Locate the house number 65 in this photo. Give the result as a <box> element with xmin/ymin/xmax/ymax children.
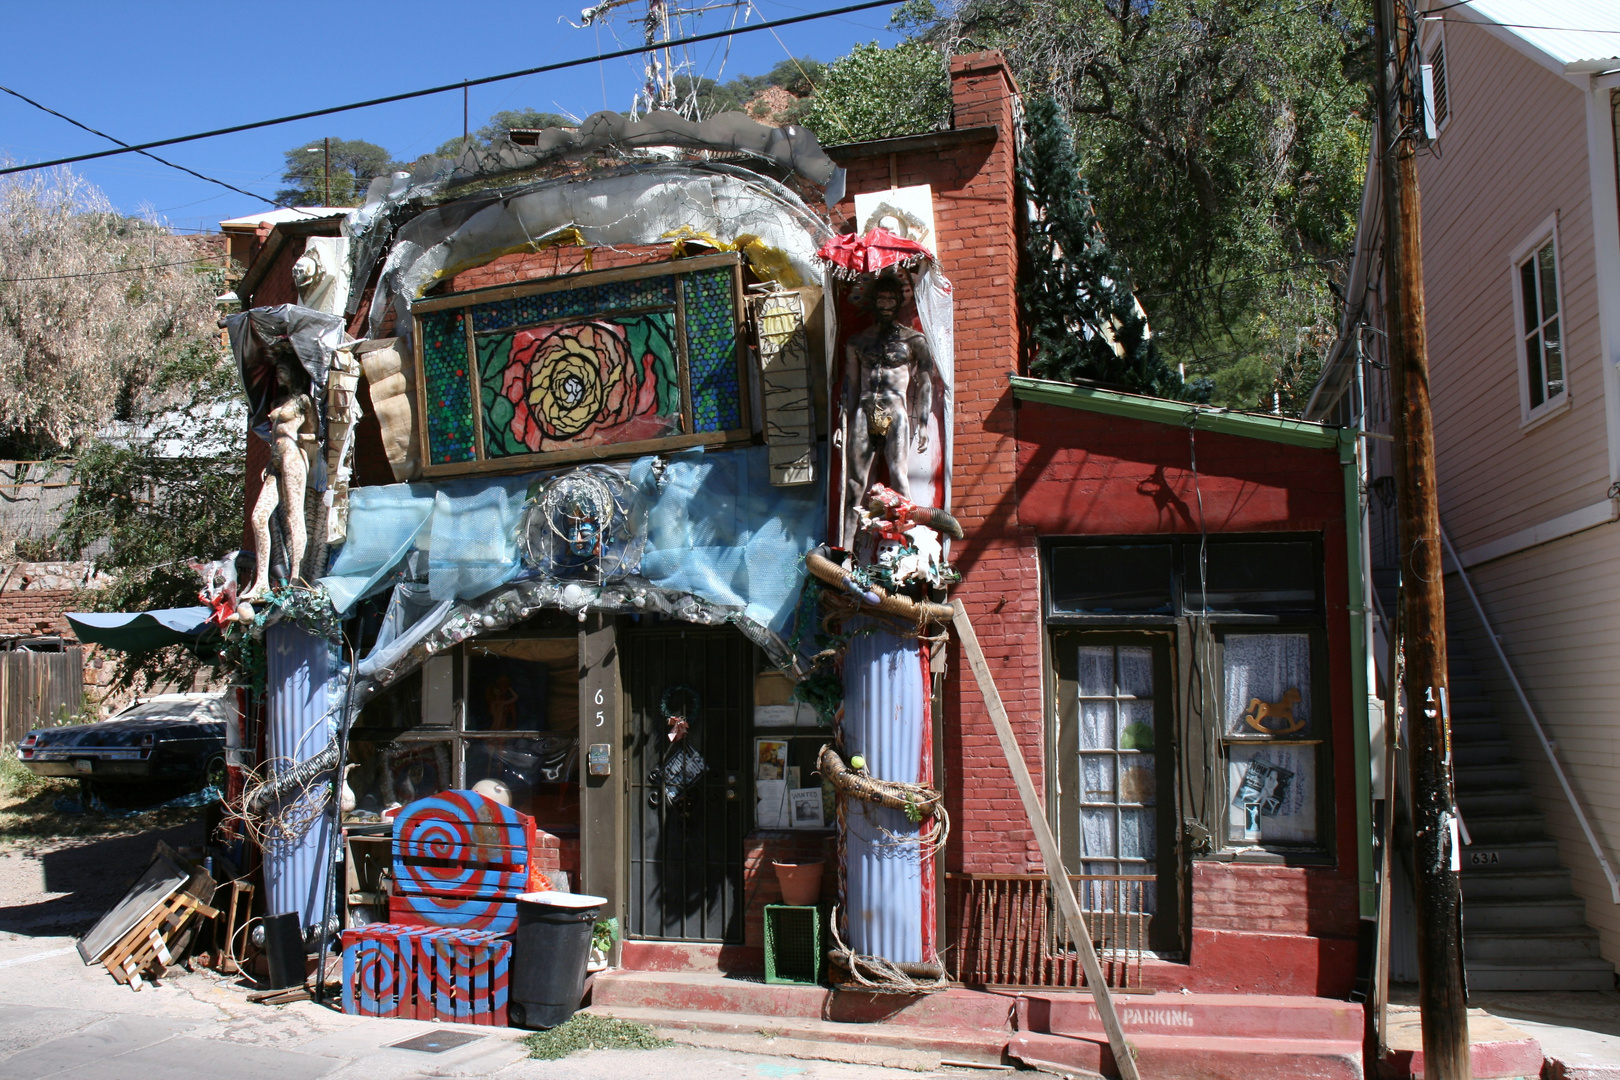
<box><xmin>595</xmin><ymin>687</ymin><xmax>605</xmax><ymax>726</ymax></box>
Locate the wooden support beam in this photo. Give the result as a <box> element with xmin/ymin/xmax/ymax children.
<box><xmin>951</xmin><ymin>601</ymin><xmax>1141</xmax><ymax>1080</ymax></box>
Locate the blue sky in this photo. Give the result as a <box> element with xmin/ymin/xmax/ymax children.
<box><xmin>0</xmin><ymin>1</ymin><xmax>901</xmax><ymax>233</ymax></box>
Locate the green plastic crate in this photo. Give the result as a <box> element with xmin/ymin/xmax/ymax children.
<box><xmin>764</xmin><ymin>904</ymin><xmax>823</xmax><ymax>985</ymax></box>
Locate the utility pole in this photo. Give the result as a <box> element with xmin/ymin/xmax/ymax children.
<box><xmin>323</xmin><ymin>137</ymin><xmax>331</xmax><ymax>207</ymax></box>
<box><xmin>1373</xmin><ymin>0</ymin><xmax>1470</xmax><ymax>1076</ymax></box>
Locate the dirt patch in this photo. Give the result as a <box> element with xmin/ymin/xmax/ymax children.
<box><xmin>0</xmin><ymin>776</ymin><xmax>205</xmax><ymax>937</ymax></box>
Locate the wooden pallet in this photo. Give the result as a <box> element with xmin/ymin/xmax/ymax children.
<box><xmin>102</xmin><ymin>877</ymin><xmax>219</xmax><ymax>989</ymax></box>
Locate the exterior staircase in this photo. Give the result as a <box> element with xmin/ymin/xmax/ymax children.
<box><xmin>1374</xmin><ymin>569</ymin><xmax>1615</xmax><ymax>991</ymax></box>
<box><xmin>1447</xmin><ymin>643</ymin><xmax>1615</xmax><ymax>990</ymax></box>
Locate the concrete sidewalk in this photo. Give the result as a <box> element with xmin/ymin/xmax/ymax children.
<box><xmin>0</xmin><ymin>933</ymin><xmax>954</xmax><ymax>1080</ymax></box>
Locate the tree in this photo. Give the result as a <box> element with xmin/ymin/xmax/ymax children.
<box><xmin>1019</xmin><ymin>95</ymin><xmax>1206</xmax><ymax>400</ymax></box>
<box><xmin>55</xmin><ymin>340</ymin><xmax>245</xmax><ymax>692</ymax></box>
<box><xmin>798</xmin><ymin>41</ymin><xmax>951</xmax><ymax>144</ymax></box>
<box><xmin>0</xmin><ymin>167</ymin><xmax>222</xmax><ymax>459</ymax></box>
<box><xmin>0</xmin><ymin>166</ymin><xmax>238</xmax><ymax>688</ymax></box>
<box><xmin>276</xmin><ymin>138</ymin><xmax>398</xmax><ymax>206</ymax></box>
<box><xmin>432</xmin><ymin>108</ymin><xmax>577</xmax><ymax>158</ymax></box>
<box><xmin>907</xmin><ymin>0</ymin><xmax>1371</xmax><ymax>409</ymax></box>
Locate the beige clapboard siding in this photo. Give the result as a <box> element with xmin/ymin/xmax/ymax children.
<box><xmin>1415</xmin><ymin>19</ymin><xmax>1610</xmax><ymax>553</ymax></box>
<box><xmin>1447</xmin><ymin>521</ymin><xmax>1620</xmax><ymax>962</ymax></box>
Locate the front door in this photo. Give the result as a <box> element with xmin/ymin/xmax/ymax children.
<box><xmin>624</xmin><ymin>625</ymin><xmax>751</xmax><ymax>942</ymax></box>
<box><xmin>1052</xmin><ymin>632</ymin><xmax>1182</xmax><ymax>954</ymax></box>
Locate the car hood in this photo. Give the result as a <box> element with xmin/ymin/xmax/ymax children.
<box><xmin>27</xmin><ymin>717</ymin><xmax>223</xmax><ymax>748</ymax></box>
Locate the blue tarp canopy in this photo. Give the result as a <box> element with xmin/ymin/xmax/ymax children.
<box><xmin>65</xmin><ymin>607</ymin><xmax>216</xmax><ymax>653</ymax></box>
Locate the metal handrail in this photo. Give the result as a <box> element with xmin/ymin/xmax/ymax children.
<box><xmin>1440</xmin><ymin>526</ymin><xmax>1620</xmax><ymax>903</ymax></box>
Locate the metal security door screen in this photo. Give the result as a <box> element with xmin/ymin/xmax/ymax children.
<box><xmin>626</xmin><ymin>626</ymin><xmax>750</xmax><ymax>942</ymax></box>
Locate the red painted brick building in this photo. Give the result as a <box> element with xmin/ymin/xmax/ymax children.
<box><xmin>832</xmin><ymin>52</ymin><xmax>1368</xmax><ymax>1000</ymax></box>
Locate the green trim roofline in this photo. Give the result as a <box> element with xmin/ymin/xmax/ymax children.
<box><xmin>1011</xmin><ymin>373</ymin><xmax>1375</xmax><ymax>917</ymax></box>
<box><xmin>1010</xmin><ymin>375</ymin><xmax>1339</xmax><ymax>449</ymax></box>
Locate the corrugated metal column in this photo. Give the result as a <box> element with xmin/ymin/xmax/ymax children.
<box><xmin>841</xmin><ymin>619</ymin><xmax>928</xmax><ymax>964</ymax></box>
<box><xmin>264</xmin><ymin>622</ymin><xmax>337</xmax><ymax>932</ymax></box>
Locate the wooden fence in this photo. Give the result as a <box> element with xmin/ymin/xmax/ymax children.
<box><xmin>946</xmin><ymin>872</ymin><xmax>1153</xmax><ymax>990</ymax></box>
<box><xmin>1</xmin><ymin>647</ymin><xmax>84</xmax><ymax>744</ymax></box>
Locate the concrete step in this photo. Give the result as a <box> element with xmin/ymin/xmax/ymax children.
<box><xmin>1460</xmin><ymin>811</ymin><xmax>1550</xmax><ymax>844</ymax></box>
<box><xmin>1015</xmin><ymin>990</ymin><xmax>1363</xmax><ymax>1043</ymax></box>
<box><xmin>583</xmin><ymin>1004</ymin><xmax>1009</xmax><ymax>1063</ymax></box>
<box><xmin>1464</xmin><ymin>958</ymin><xmax>1616</xmax><ymax>992</ymax></box>
<box><xmin>1455</xmin><ymin>839</ymin><xmax>1563</xmax><ymax>871</ymax></box>
<box><xmin>1455</xmin><ymin>763</ymin><xmax>1525</xmax><ymax>790</ymax></box>
<box><xmin>1457</xmin><ymin>786</ymin><xmax>1538</xmax><ymax>815</ymax></box>
<box><xmin>1454</xmin><ymin>739</ymin><xmax>1516</xmax><ymax>767</ymax></box>
<box><xmin>1381</xmin><ymin>1006</ymin><xmax>1546</xmax><ymax>1079</ymax></box>
<box><xmin>1465</xmin><ymin>928</ymin><xmax>1605</xmax><ymax>962</ymax></box>
<box><xmin>1450</xmin><ymin>720</ymin><xmax>1507</xmax><ymax>743</ymax></box>
<box><xmin>1009</xmin><ymin>1030</ymin><xmax>1362</xmax><ymax>1080</ymax></box>
<box><xmin>1450</xmin><ymin>698</ymin><xmax>1498</xmax><ymax>721</ymax></box>
<box><xmin>1464</xmin><ymin>897</ymin><xmax>1590</xmax><ymax>931</ymax></box>
<box><xmin>590</xmin><ymin>969</ymin><xmax>1016</xmax><ymax>1032</ymax></box>
<box><xmin>1461</xmin><ymin>867</ymin><xmax>1575</xmax><ymax>900</ymax></box>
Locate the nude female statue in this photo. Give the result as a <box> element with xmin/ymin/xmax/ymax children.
<box><xmin>842</xmin><ymin>275</ymin><xmax>934</xmax><ymax>547</ymax></box>
<box><xmin>245</xmin><ymin>358</ymin><xmax>318</xmax><ymax>599</ymax></box>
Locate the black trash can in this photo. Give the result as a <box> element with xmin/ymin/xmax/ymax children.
<box><xmin>509</xmin><ymin>891</ymin><xmax>606</xmax><ymax>1030</ymax></box>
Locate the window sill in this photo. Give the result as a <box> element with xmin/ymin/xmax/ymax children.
<box><xmin>1520</xmin><ymin>394</ymin><xmax>1571</xmax><ymax>432</ymax></box>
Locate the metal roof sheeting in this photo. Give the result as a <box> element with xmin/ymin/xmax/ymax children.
<box><xmin>1459</xmin><ymin>0</ymin><xmax>1620</xmax><ymax>70</ymax></box>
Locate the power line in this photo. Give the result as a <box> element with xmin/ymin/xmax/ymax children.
<box><xmin>0</xmin><ymin>0</ymin><xmax>899</xmax><ymax>179</ymax></box>
<box><xmin>0</xmin><ymin>256</ymin><xmax>222</xmax><ymax>285</ymax></box>
<box><xmin>0</xmin><ymin>85</ymin><xmax>286</xmax><ymax>208</ymax></box>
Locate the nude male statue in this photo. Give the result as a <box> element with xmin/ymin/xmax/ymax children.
<box><xmin>842</xmin><ymin>275</ymin><xmax>934</xmax><ymax>547</ymax></box>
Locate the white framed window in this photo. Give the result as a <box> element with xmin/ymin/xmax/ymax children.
<box><xmin>1422</xmin><ymin>19</ymin><xmax>1450</xmax><ymax>136</ymax></box>
<box><xmin>1510</xmin><ymin>216</ymin><xmax>1568</xmax><ymax>425</ymax></box>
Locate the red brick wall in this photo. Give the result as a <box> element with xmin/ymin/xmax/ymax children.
<box><xmin>836</xmin><ymin>51</ymin><xmax>1359</xmax><ymax>995</ymax></box>
<box><xmin>0</xmin><ymin>589</ymin><xmax>77</xmax><ymax>639</ymax></box>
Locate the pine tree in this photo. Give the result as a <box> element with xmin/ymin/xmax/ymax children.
<box><xmin>1018</xmin><ymin>95</ymin><xmax>1209</xmax><ymax>402</ymax></box>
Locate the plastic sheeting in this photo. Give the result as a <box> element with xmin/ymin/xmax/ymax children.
<box><xmin>633</xmin><ymin>446</ymin><xmax>821</xmax><ymax>639</ymax></box>
<box><xmin>364</xmin><ymin>163</ymin><xmax>834</xmax><ymax>337</ymax></box>
<box><xmin>428</xmin><ymin>477</ymin><xmax>529</xmax><ymax>602</ymax></box>
<box><xmin>329</xmin><ymin>446</ymin><xmax>823</xmax><ymax>720</ymax></box>
<box><xmin>909</xmin><ymin>263</ymin><xmax>956</xmax><ymax>516</ymax></box>
<box><xmin>225</xmin><ymin>304</ymin><xmax>347</xmax><ymax>450</ymax></box>
<box><xmin>321</xmin><ymin>484</ymin><xmax>435</xmax><ymax>613</ymax></box>
<box><xmin>841</xmin><ymin>619</ymin><xmax>929</xmax><ymax>964</ymax></box>
<box><xmin>325</xmin><ymin>446</ymin><xmax>820</xmax><ymax>632</ymax></box>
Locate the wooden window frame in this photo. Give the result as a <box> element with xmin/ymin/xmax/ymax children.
<box><xmin>411</xmin><ymin>252</ymin><xmax>754</xmax><ymax>478</ymax></box>
<box><xmin>1041</xmin><ymin>535</ymin><xmax>1334</xmax><ymax>864</ymax></box>
<box><xmin>1509</xmin><ymin>214</ymin><xmax>1570</xmax><ymax>429</ymax></box>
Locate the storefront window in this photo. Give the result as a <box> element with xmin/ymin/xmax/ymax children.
<box><xmin>344</xmin><ymin>635</ymin><xmax>581</xmax><ymax>829</ymax></box>
<box><xmin>1045</xmin><ymin>535</ymin><xmax>1329</xmax><ymax>861</ymax></box>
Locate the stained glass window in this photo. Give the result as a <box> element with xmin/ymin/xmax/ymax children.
<box><xmin>412</xmin><ymin>254</ymin><xmax>747</xmax><ymax>476</ymax></box>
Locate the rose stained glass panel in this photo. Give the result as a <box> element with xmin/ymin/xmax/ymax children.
<box><xmin>477</xmin><ymin>313</ymin><xmax>683</xmax><ymax>458</ymax></box>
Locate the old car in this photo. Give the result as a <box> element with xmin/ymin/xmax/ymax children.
<box><xmin>17</xmin><ymin>692</ymin><xmax>231</xmax><ymax>790</ymax></box>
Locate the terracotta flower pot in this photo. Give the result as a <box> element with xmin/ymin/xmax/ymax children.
<box><xmin>772</xmin><ymin>860</ymin><xmax>825</xmax><ymax>906</ymax></box>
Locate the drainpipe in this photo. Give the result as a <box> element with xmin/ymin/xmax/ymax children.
<box><xmin>1341</xmin><ymin>427</ymin><xmax>1376</xmax><ymax>920</ymax></box>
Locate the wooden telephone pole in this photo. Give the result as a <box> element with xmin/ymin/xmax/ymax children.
<box><xmin>1373</xmin><ymin>0</ymin><xmax>1471</xmax><ymax>1076</ymax></box>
